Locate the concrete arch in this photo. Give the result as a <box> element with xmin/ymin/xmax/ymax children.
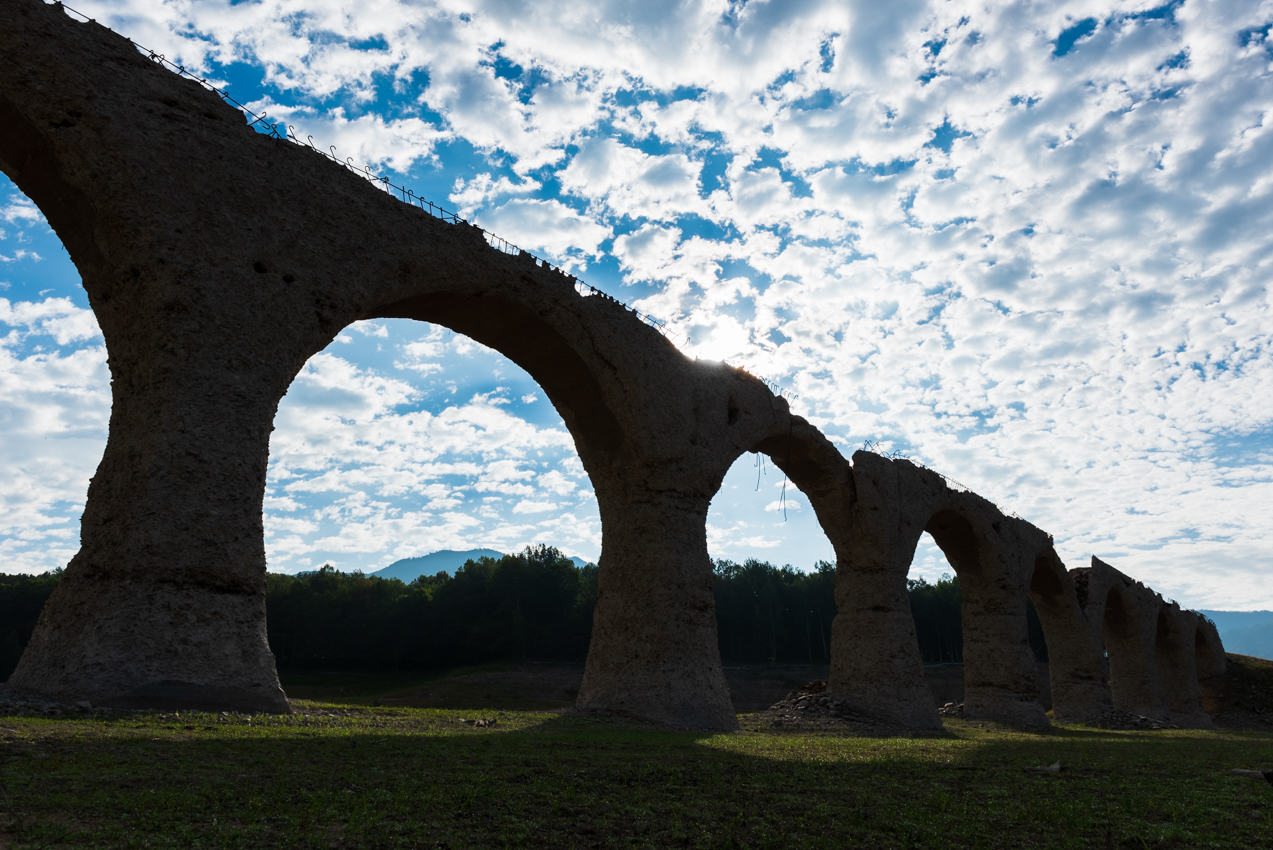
<box><xmin>1104</xmin><ymin>584</ymin><xmax>1168</xmax><ymax>719</ymax></box>
<box><xmin>802</xmin><ymin>451</ymin><xmax>1047</xmax><ymax>727</ymax></box>
<box><xmin>1025</xmin><ymin>546</ymin><xmax>1112</xmax><ymax>723</ymax></box>
<box><xmin>1074</xmin><ymin>558</ymin><xmax>1170</xmax><ymax>720</ymax></box>
<box><xmin>0</xmin><ymin>0</ymin><xmax>795</xmax><ymax>727</ymax></box>
<box><xmin>0</xmin><ymin>0</ymin><xmax>1229</xmax><ymax>731</ymax></box>
<box><xmin>1072</xmin><ymin>557</ymin><xmax>1215</xmax><ymax>726</ymax></box>
<box><xmin>749</xmin><ymin>428</ymin><xmax>940</xmax><ymax>727</ymax></box>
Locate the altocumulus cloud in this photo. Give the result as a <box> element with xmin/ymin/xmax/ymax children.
<box><xmin>2</xmin><ymin>0</ymin><xmax>1272</xmax><ymax>608</ymax></box>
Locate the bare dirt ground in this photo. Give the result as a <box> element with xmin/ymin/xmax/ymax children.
<box><xmin>282</xmin><ymin>663</ymin><xmax>835</xmax><ymax>712</ymax></box>
<box><xmin>280</xmin><ymin>654</ymin><xmax>1273</xmax><ymax>729</ymax></box>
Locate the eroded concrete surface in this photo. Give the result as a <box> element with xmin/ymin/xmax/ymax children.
<box><xmin>0</xmin><ymin>0</ymin><xmax>1225</xmax><ymax>729</ymax></box>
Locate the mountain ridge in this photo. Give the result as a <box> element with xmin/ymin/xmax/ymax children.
<box><xmin>1199</xmin><ymin>610</ymin><xmax>1273</xmax><ymax>661</ymax></box>
<box><xmin>370</xmin><ymin>549</ymin><xmax>593</xmax><ymax>583</ymax></box>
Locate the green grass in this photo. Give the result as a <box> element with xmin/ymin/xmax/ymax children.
<box><xmin>2</xmin><ymin>702</ymin><xmax>1271</xmax><ymax>849</ymax></box>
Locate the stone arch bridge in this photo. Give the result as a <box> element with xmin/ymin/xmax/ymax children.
<box><xmin>0</xmin><ymin>0</ymin><xmax>1226</xmax><ymax>729</ymax></box>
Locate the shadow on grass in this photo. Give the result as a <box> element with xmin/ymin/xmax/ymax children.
<box><xmin>2</xmin><ymin>705</ymin><xmax>1271</xmax><ymax>849</ymax></box>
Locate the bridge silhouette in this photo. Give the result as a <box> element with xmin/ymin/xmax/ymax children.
<box><xmin>0</xmin><ymin>0</ymin><xmax>1223</xmax><ymax>729</ymax></box>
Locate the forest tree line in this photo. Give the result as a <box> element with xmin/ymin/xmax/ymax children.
<box><xmin>0</xmin><ymin>546</ymin><xmax>1047</xmax><ymax>679</ymax></box>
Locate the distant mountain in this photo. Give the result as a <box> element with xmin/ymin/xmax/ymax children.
<box><xmin>1198</xmin><ymin>610</ymin><xmax>1273</xmax><ymax>634</ymax></box>
<box><xmin>1198</xmin><ymin>610</ymin><xmax>1273</xmax><ymax>661</ymax></box>
<box><xmin>370</xmin><ymin>549</ymin><xmax>596</xmax><ymax>583</ymax></box>
<box><xmin>1223</xmin><ymin>621</ymin><xmax>1273</xmax><ymax>661</ymax></box>
<box><xmin>371</xmin><ymin>549</ymin><xmax>505</xmax><ymax>582</ymax></box>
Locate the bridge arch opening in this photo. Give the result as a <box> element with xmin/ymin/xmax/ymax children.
<box><xmin>1026</xmin><ymin>547</ymin><xmax>1109</xmax><ymax>720</ymax></box>
<box><xmin>264</xmin><ymin>317</ymin><xmax>603</xmax><ymax>576</ymax></box>
<box><xmin>0</xmin><ymin>176</ymin><xmax>109</xmax><ymax>580</ymax></box>
<box><xmin>915</xmin><ymin>506</ymin><xmax>1046</xmax><ymax>724</ymax></box>
<box><xmin>1195</xmin><ymin>624</ymin><xmax>1225</xmax><ymax>679</ymax></box>
<box><xmin>705</xmin><ymin>450</ymin><xmax>837</xmax><ymax>676</ymax></box>
<box><xmin>907</xmin><ymin>535</ymin><xmax>966</xmax><ymax>710</ymax></box>
<box><xmin>1101</xmin><ymin>584</ymin><xmax>1165</xmax><ymax>718</ymax></box>
<box><xmin>705</xmin><ymin>447</ymin><xmax>836</xmax><ymax>652</ymax></box>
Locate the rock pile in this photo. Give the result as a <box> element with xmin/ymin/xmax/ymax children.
<box><xmin>1092</xmin><ymin>707</ymin><xmax>1176</xmax><ymax>730</ymax></box>
<box><xmin>936</xmin><ymin>700</ymin><xmax>1172</xmax><ymax>728</ymax></box>
<box><xmin>0</xmin><ymin>688</ymin><xmax>101</xmax><ymax>717</ymax></box>
<box><xmin>750</xmin><ymin>680</ymin><xmax>881</xmax><ymax>730</ymax></box>
<box><xmin>458</xmin><ymin>717</ymin><xmax>498</xmax><ymax>728</ymax></box>
<box><xmin>1229</xmin><ymin>768</ymin><xmax>1273</xmax><ymax>784</ymax></box>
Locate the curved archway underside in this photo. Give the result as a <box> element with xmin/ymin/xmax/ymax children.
<box><xmin>0</xmin><ymin>0</ymin><xmax>1225</xmax><ymax>729</ymax></box>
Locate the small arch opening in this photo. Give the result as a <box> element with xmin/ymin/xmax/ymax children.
<box><xmin>1155</xmin><ymin>608</ymin><xmax>1185</xmax><ymax>689</ymax></box>
<box><xmin>1025</xmin><ymin>551</ymin><xmax>1066</xmax><ymax>666</ymax></box>
<box><xmin>1195</xmin><ymin>626</ymin><xmax>1225</xmax><ymax>679</ymax></box>
<box><xmin>908</xmin><ymin>535</ymin><xmax>965</xmax><ymax>711</ymax></box>
<box><xmin>705</xmin><ymin>451</ymin><xmax>836</xmax><ymax>703</ymax></box>
<box><xmin>1103</xmin><ymin>586</ymin><xmax>1134</xmax><ymax>642</ymax></box>
<box><xmin>1155</xmin><ymin>609</ymin><xmax>1180</xmax><ymax>655</ymax></box>
<box><xmin>923</xmin><ymin>510</ymin><xmax>981</xmax><ymax>578</ymax></box>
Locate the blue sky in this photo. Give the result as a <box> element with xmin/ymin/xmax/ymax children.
<box><xmin>3</xmin><ymin>0</ymin><xmax>1273</xmax><ymax>609</ymax></box>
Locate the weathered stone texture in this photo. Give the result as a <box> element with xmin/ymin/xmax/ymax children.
<box><xmin>1027</xmin><ymin>547</ymin><xmax>1112</xmax><ymax>723</ymax></box>
<box><xmin>0</xmin><ymin>0</ymin><xmax>789</xmax><ymax>727</ymax></box>
<box><xmin>1072</xmin><ymin>557</ymin><xmax>1214</xmax><ymax>727</ymax></box>
<box><xmin>0</xmin><ymin>0</ymin><xmax>1226</xmax><ymax>729</ymax></box>
<box><xmin>817</xmin><ymin>453</ymin><xmax>1048</xmax><ymax>726</ymax></box>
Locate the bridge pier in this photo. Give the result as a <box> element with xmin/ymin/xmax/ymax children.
<box><xmin>0</xmin><ymin>0</ymin><xmax>1229</xmax><ymax>731</ymax></box>
<box><xmin>578</xmin><ymin>485</ymin><xmax>736</xmax><ymax>728</ymax></box>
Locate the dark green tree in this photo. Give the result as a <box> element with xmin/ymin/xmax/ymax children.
<box><xmin>4</xmin><ymin>551</ymin><xmax>1048</xmax><ymax>678</ymax></box>
<box><xmin>712</xmin><ymin>559</ymin><xmax>836</xmax><ymax>663</ymax></box>
<box><xmin>264</xmin><ymin>545</ymin><xmax>597</xmax><ymax>671</ymax></box>
<box><xmin>0</xmin><ymin>569</ymin><xmax>62</xmax><ymax>680</ymax></box>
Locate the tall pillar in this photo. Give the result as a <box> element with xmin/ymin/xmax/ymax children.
<box><xmin>1155</xmin><ymin>607</ymin><xmax>1211</xmax><ymax>728</ymax></box>
<box><xmin>7</xmin><ymin>329</ymin><xmax>293</xmax><ymax>711</ymax></box>
<box><xmin>925</xmin><ymin>510</ymin><xmax>1048</xmax><ymax>726</ymax></box>
<box><xmin>1102</xmin><ymin>586</ymin><xmax>1171</xmax><ymax>719</ymax></box>
<box><xmin>828</xmin><ymin>563</ymin><xmax>941</xmax><ymax>727</ymax></box>
<box><xmin>1027</xmin><ymin>551</ymin><xmax>1112</xmax><ymax>723</ymax></box>
<box><xmin>826</xmin><ymin>453</ymin><xmax>941</xmax><ymax>728</ymax></box>
<box><xmin>578</xmin><ymin>482</ymin><xmax>736</xmax><ymax>729</ymax></box>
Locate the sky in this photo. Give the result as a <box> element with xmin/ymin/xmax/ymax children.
<box><xmin>2</xmin><ymin>0</ymin><xmax>1272</xmax><ymax>609</ymax></box>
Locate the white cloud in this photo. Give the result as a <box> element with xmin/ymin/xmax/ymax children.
<box><xmin>559</xmin><ymin>137</ymin><xmax>708</xmax><ymax>221</ymax></box>
<box><xmin>475</xmin><ymin>198</ymin><xmax>611</xmax><ymax>264</ymax></box>
<box><xmin>0</xmin><ymin>298</ymin><xmax>101</xmax><ymax>344</ymax></box>
<box><xmin>450</xmin><ymin>173</ymin><xmax>540</xmax><ymax>218</ymax></box>
<box><xmin>707</xmin><ymin>521</ymin><xmax>782</xmax><ymax>552</ymax></box>
<box><xmin>0</xmin><ymin>299</ymin><xmax>109</xmax><ymax>573</ymax></box>
<box><xmin>5</xmin><ymin>1</ymin><xmax>1273</xmax><ymax>604</ymax></box>
<box><xmin>512</xmin><ymin>500</ymin><xmax>558</xmax><ymax>514</ymax></box>
<box><xmin>0</xmin><ymin>196</ymin><xmax>42</xmax><ymax>225</ymax></box>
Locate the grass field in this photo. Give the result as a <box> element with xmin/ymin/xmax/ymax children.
<box><xmin>2</xmin><ymin>663</ymin><xmax>1271</xmax><ymax>849</ymax></box>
